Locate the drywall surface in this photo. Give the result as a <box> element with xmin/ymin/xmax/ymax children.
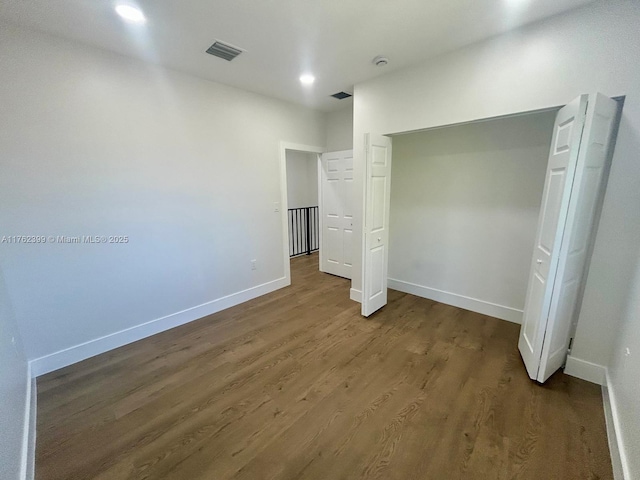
<box><xmin>608</xmin><ymin>247</ymin><xmax>640</xmax><ymax>479</ymax></box>
<box><xmin>0</xmin><ymin>22</ymin><xmax>325</xmax><ymax>365</ymax></box>
<box><xmin>389</xmin><ymin>112</ymin><xmax>554</xmax><ymax>320</ymax></box>
<box><xmin>0</xmin><ymin>266</ymin><xmax>30</xmax><ymax>480</ymax></box>
<box><xmin>326</xmin><ymin>104</ymin><xmax>354</xmax><ymax>151</ymax></box>
<box><xmin>286</xmin><ymin>151</ymin><xmax>318</xmax><ymax>209</ymax></box>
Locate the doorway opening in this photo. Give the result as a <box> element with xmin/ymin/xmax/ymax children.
<box><xmin>279</xmin><ymin>142</ymin><xmax>355</xmax><ymax>290</ymax></box>
<box><xmin>285</xmin><ymin>149</ymin><xmax>320</xmax><ymax>259</ymax></box>
<box><xmin>279</xmin><ymin>143</ymin><xmax>323</xmax><ymax>286</ymax></box>
<box><xmin>361</xmin><ymin>107</ymin><xmax>562</xmax><ymax>316</ymax></box>
<box><xmin>387</xmin><ymin>109</ymin><xmax>559</xmax><ymax>322</ymax></box>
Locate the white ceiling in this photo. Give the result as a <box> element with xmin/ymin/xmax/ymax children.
<box><xmin>0</xmin><ymin>0</ymin><xmax>596</xmax><ymax>111</ymax></box>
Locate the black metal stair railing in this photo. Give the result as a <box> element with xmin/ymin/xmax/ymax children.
<box><xmin>288</xmin><ymin>206</ymin><xmax>319</xmax><ymax>257</ymax></box>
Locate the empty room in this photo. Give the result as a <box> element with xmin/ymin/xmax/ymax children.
<box><xmin>1</xmin><ymin>1</ymin><xmax>639</xmax><ymax>479</ymax></box>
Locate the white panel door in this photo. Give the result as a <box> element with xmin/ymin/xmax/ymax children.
<box><xmin>320</xmin><ymin>150</ymin><xmax>354</xmax><ymax>279</ymax></box>
<box><xmin>362</xmin><ymin>134</ymin><xmax>392</xmax><ymax>317</ymax></box>
<box><xmin>519</xmin><ymin>95</ymin><xmax>588</xmax><ymax>380</ymax></box>
<box><xmin>519</xmin><ymin>93</ymin><xmax>620</xmax><ymax>383</ymax></box>
<box><xmin>537</xmin><ymin>93</ymin><xmax>619</xmax><ymax>382</ymax></box>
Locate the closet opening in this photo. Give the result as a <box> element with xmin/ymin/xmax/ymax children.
<box><xmin>387</xmin><ymin>109</ymin><xmax>559</xmax><ymax>324</ymax></box>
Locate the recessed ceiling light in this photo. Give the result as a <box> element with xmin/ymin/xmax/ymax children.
<box><xmin>299</xmin><ymin>74</ymin><xmax>315</xmax><ymax>86</ymax></box>
<box><xmin>115</xmin><ymin>4</ymin><xmax>146</xmax><ymax>24</ymax></box>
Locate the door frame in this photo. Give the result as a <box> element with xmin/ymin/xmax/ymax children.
<box><xmin>279</xmin><ymin>142</ymin><xmax>324</xmax><ymax>286</ymax></box>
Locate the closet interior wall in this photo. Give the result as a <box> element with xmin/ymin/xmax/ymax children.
<box><xmin>388</xmin><ymin>110</ymin><xmax>557</xmax><ymax>323</ymax></box>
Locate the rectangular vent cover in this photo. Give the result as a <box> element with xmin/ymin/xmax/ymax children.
<box><xmin>206</xmin><ymin>41</ymin><xmax>243</xmax><ymax>61</ymax></box>
<box><xmin>331</xmin><ymin>91</ymin><xmax>353</xmax><ymax>100</ymax></box>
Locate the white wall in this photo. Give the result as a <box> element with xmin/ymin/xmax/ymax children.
<box><xmin>0</xmin><ymin>22</ymin><xmax>325</xmax><ymax>373</ymax></box>
<box><xmin>285</xmin><ymin>151</ymin><xmax>318</xmax><ymax>209</ymax></box>
<box><xmin>608</xmin><ymin>247</ymin><xmax>640</xmax><ymax>479</ymax></box>
<box><xmin>326</xmin><ymin>104</ymin><xmax>354</xmax><ymax>151</ymax></box>
<box><xmin>352</xmin><ymin>1</ymin><xmax>640</xmax><ymax>475</ymax></box>
<box><xmin>389</xmin><ymin>112</ymin><xmax>554</xmax><ymax>322</ymax></box>
<box><xmin>0</xmin><ymin>265</ymin><xmax>31</xmax><ymax>480</ymax></box>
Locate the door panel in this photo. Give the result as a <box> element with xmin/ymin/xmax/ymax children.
<box><xmin>369</xmin><ymin>245</ymin><xmax>385</xmax><ymax>298</ymax></box>
<box><xmin>519</xmin><ymin>93</ymin><xmax>620</xmax><ymax>383</ymax></box>
<box><xmin>518</xmin><ymin>94</ymin><xmax>588</xmax><ymax>381</ymax></box>
<box><xmin>537</xmin><ymin>93</ymin><xmax>619</xmax><ymax>382</ymax></box>
<box><xmin>362</xmin><ymin>134</ymin><xmax>392</xmax><ymax>317</ymax></box>
<box><xmin>371</xmin><ymin>177</ymin><xmax>386</xmax><ymax>230</ymax></box>
<box><xmin>343</xmin><ymin>229</ymin><xmax>353</xmax><ymax>267</ymax></box>
<box><xmin>539</xmin><ymin>170</ymin><xmax>566</xmax><ymax>258</ymax></box>
<box><xmin>320</xmin><ymin>150</ymin><xmax>354</xmax><ymax>279</ymax></box>
<box><xmin>325</xmin><ymin>227</ymin><xmax>340</xmax><ymax>265</ymax></box>
<box><xmin>554</xmin><ymin>119</ymin><xmax>574</xmax><ymax>153</ymax></box>
<box><xmin>523</xmin><ymin>272</ymin><xmax>545</xmax><ymax>352</ymax></box>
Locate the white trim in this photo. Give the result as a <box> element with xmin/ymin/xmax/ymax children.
<box><xmin>563</xmin><ymin>355</ymin><xmax>606</xmax><ymax>385</ymax></box>
<box><xmin>29</xmin><ymin>277</ymin><xmax>288</xmax><ymax>377</ymax></box>
<box><xmin>603</xmin><ymin>369</ymin><xmax>631</xmax><ymax>480</ymax></box>
<box><xmin>350</xmin><ymin>288</ymin><xmax>362</xmax><ymax>303</ymax></box>
<box><xmin>387</xmin><ymin>278</ymin><xmax>523</xmax><ymax>324</ymax></box>
<box><xmin>19</xmin><ymin>363</ymin><xmax>36</xmax><ymax>480</ymax></box>
<box><xmin>25</xmin><ymin>378</ymin><xmax>36</xmax><ymax>480</ymax></box>
<box><xmin>279</xmin><ymin>142</ymin><xmax>324</xmax><ymax>285</ymax></box>
<box><xmin>602</xmin><ymin>374</ymin><xmax>625</xmax><ymax>480</ymax></box>
<box><xmin>318</xmin><ymin>153</ymin><xmax>324</xmax><ymax>272</ymax></box>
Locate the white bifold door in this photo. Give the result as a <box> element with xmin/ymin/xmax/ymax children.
<box><xmin>320</xmin><ymin>150</ymin><xmax>354</xmax><ymax>279</ymax></box>
<box><xmin>362</xmin><ymin>134</ymin><xmax>392</xmax><ymax>317</ymax></box>
<box><xmin>519</xmin><ymin>93</ymin><xmax>620</xmax><ymax>383</ymax></box>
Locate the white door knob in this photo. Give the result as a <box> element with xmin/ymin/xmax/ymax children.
<box><xmin>536</xmin><ymin>259</ymin><xmax>542</xmax><ymax>265</ymax></box>
<box><xmin>377</xmin><ymin>237</ymin><xmax>381</xmax><ymax>242</ymax></box>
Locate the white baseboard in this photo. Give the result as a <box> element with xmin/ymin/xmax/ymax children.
<box><xmin>26</xmin><ymin>378</ymin><xmax>36</xmax><ymax>480</ymax></box>
<box><xmin>603</xmin><ymin>379</ymin><xmax>624</xmax><ymax>480</ymax></box>
<box><xmin>20</xmin><ymin>364</ymin><xmax>36</xmax><ymax>480</ymax></box>
<box><xmin>387</xmin><ymin>278</ymin><xmax>523</xmax><ymax>324</ymax></box>
<box><xmin>603</xmin><ymin>370</ymin><xmax>631</xmax><ymax>480</ymax></box>
<box><xmin>30</xmin><ymin>277</ymin><xmax>289</xmax><ymax>377</ymax></box>
<box><xmin>350</xmin><ymin>288</ymin><xmax>362</xmax><ymax>303</ymax></box>
<box><xmin>564</xmin><ymin>355</ymin><xmax>606</xmax><ymax>385</ymax></box>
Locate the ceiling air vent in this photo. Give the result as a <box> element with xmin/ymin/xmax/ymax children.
<box><xmin>206</xmin><ymin>41</ymin><xmax>243</xmax><ymax>61</ymax></box>
<box><xmin>331</xmin><ymin>91</ymin><xmax>352</xmax><ymax>100</ymax></box>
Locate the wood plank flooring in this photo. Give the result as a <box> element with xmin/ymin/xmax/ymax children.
<box><xmin>36</xmin><ymin>253</ymin><xmax>613</xmax><ymax>479</ymax></box>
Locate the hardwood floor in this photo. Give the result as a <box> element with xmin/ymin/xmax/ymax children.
<box><xmin>36</xmin><ymin>253</ymin><xmax>613</xmax><ymax>480</ymax></box>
